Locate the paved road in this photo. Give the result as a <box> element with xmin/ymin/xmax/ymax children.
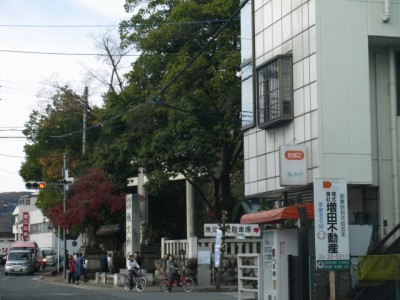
<box><xmin>0</xmin><ymin>265</ymin><xmax>238</xmax><ymax>300</ymax></box>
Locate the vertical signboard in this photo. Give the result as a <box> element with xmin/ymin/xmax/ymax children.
<box><xmin>314</xmin><ymin>179</ymin><xmax>350</xmax><ymax>270</ymax></box>
<box><xmin>22</xmin><ymin>212</ymin><xmax>29</xmax><ymax>240</ymax></box>
<box><xmin>126</xmin><ymin>194</ymin><xmax>140</xmax><ymax>257</ymax></box>
<box><xmin>279</xmin><ymin>144</ymin><xmax>307</xmax><ymax>186</ymax></box>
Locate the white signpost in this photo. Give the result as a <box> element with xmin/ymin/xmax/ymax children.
<box><xmin>314</xmin><ymin>178</ymin><xmax>350</xmax><ymax>271</ymax></box>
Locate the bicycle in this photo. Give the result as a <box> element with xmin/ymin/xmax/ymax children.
<box><xmin>124</xmin><ymin>269</ymin><xmax>147</xmax><ymax>292</ymax></box>
<box><xmin>159</xmin><ymin>268</ymin><xmax>194</xmax><ymax>293</ymax></box>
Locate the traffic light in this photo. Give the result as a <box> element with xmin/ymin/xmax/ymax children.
<box><xmin>25</xmin><ymin>181</ymin><xmax>46</xmax><ymax>190</ymax></box>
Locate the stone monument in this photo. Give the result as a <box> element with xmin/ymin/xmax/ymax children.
<box><xmin>78</xmin><ymin>224</ymin><xmax>103</xmax><ymax>278</ymax></box>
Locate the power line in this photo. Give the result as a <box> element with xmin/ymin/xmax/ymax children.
<box><xmin>0</xmin><ymin>19</ymin><xmax>239</xmax><ymax>29</ymax></box>
<box><xmin>0</xmin><ymin>153</ymin><xmax>24</xmax><ymax>158</ymax></box>
<box><xmin>0</xmin><ymin>49</ymin><xmax>141</xmax><ymax>57</ymax></box>
<box><xmin>48</xmin><ymin>0</ymin><xmax>247</xmax><ymax>141</ymax></box>
<box><xmin>0</xmin><ymin>168</ymin><xmax>19</xmax><ymax>175</ymax></box>
<box><xmin>0</xmin><ymin>24</ymin><xmax>117</xmax><ymax>28</ymax></box>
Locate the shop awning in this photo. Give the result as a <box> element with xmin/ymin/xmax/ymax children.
<box><xmin>240</xmin><ymin>203</ymin><xmax>314</xmax><ymax>224</ymax></box>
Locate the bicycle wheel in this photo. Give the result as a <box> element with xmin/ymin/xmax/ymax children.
<box><xmin>181</xmin><ymin>276</ymin><xmax>194</xmax><ymax>292</ymax></box>
<box><xmin>135</xmin><ymin>277</ymin><xmax>147</xmax><ymax>292</ymax></box>
<box><xmin>124</xmin><ymin>276</ymin><xmax>132</xmax><ymax>292</ymax></box>
<box><xmin>160</xmin><ymin>277</ymin><xmax>171</xmax><ymax>292</ymax></box>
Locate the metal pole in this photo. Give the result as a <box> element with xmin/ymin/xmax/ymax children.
<box><xmin>57</xmin><ymin>228</ymin><xmax>60</xmax><ymax>274</ymax></box>
<box><xmin>63</xmin><ymin>153</ymin><xmax>67</xmax><ymax>278</ymax></box>
<box><xmin>82</xmin><ymin>87</ymin><xmax>88</xmax><ymax>156</ymax></box>
<box><xmin>297</xmin><ymin>206</ymin><xmax>309</xmax><ymax>300</ymax></box>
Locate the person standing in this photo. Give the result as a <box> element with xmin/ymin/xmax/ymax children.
<box><xmin>82</xmin><ymin>255</ymin><xmax>88</xmax><ymax>282</ymax></box>
<box><xmin>100</xmin><ymin>250</ymin><xmax>108</xmax><ymax>273</ymax></box>
<box><xmin>107</xmin><ymin>253</ymin><xmax>114</xmax><ymax>274</ymax></box>
<box><xmin>74</xmin><ymin>252</ymin><xmax>85</xmax><ymax>285</ymax></box>
<box><xmin>67</xmin><ymin>255</ymin><xmax>75</xmax><ymax>284</ymax></box>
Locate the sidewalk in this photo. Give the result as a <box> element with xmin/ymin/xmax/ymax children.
<box><xmin>39</xmin><ymin>270</ymin><xmax>238</xmax><ymax>293</ymax></box>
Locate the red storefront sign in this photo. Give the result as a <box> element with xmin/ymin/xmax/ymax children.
<box><xmin>22</xmin><ymin>212</ymin><xmax>29</xmax><ymax>239</ymax></box>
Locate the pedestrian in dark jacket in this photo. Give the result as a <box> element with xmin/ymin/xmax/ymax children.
<box><xmin>100</xmin><ymin>251</ymin><xmax>108</xmax><ymax>272</ymax></box>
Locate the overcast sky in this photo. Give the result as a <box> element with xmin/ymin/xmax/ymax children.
<box><xmin>0</xmin><ymin>0</ymin><xmax>132</xmax><ymax>192</ymax></box>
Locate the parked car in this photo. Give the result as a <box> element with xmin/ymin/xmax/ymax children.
<box><xmin>4</xmin><ymin>250</ymin><xmax>34</xmax><ymax>275</ymax></box>
<box><xmin>40</xmin><ymin>249</ymin><xmax>57</xmax><ymax>266</ymax></box>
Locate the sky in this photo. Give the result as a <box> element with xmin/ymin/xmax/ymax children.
<box><xmin>0</xmin><ymin>0</ymin><xmax>133</xmax><ymax>193</ymax></box>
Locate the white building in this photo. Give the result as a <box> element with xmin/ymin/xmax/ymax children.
<box><xmin>240</xmin><ymin>0</ymin><xmax>400</xmax><ymax>298</ymax></box>
<box><xmin>241</xmin><ymin>0</ymin><xmax>400</xmax><ymax>238</ymax></box>
<box><xmin>11</xmin><ymin>193</ymin><xmax>82</xmax><ymax>259</ymax></box>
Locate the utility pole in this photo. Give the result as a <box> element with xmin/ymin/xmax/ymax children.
<box><xmin>82</xmin><ymin>87</ymin><xmax>88</xmax><ymax>156</ymax></box>
<box><xmin>216</xmin><ymin>210</ymin><xmax>228</xmax><ymax>289</ymax></box>
<box><xmin>63</xmin><ymin>153</ymin><xmax>67</xmax><ymax>278</ymax></box>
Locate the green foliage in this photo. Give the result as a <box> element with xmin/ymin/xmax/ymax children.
<box><xmin>21</xmin><ymin>0</ymin><xmax>245</xmax><ymax>238</ymax></box>
<box><xmin>113</xmin><ymin>0</ymin><xmax>244</xmax><ymax>220</ymax></box>
<box><xmin>20</xmin><ymin>88</ymin><xmax>96</xmax><ymax>182</ymax></box>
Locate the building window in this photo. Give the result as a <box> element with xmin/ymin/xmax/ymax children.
<box><xmin>256</xmin><ymin>55</ymin><xmax>293</xmax><ymax>128</ymax></box>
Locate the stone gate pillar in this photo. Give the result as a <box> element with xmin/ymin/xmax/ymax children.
<box><xmin>126</xmin><ymin>194</ymin><xmax>140</xmax><ymax>257</ymax></box>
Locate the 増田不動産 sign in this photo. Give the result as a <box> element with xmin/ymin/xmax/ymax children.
<box><xmin>314</xmin><ymin>179</ymin><xmax>350</xmax><ymax>270</ymax></box>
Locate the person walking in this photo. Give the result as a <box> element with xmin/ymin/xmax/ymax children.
<box><xmin>74</xmin><ymin>252</ymin><xmax>85</xmax><ymax>285</ymax></box>
<box><xmin>67</xmin><ymin>255</ymin><xmax>75</xmax><ymax>284</ymax></box>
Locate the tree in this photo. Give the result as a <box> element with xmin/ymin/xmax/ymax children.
<box><xmin>108</xmin><ymin>0</ymin><xmax>244</xmax><ymax>220</ymax></box>
<box><xmin>20</xmin><ymin>87</ymin><xmax>93</xmax><ymax>182</ymax></box>
<box><xmin>84</xmin><ymin>30</ymin><xmax>134</xmax><ymax>94</ymax></box>
<box><xmin>47</xmin><ymin>168</ymin><xmax>125</xmax><ymax>237</ymax></box>
<box><xmin>20</xmin><ymin>87</ymin><xmax>104</xmax><ymax>231</ymax></box>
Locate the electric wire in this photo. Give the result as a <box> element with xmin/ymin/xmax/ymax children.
<box><xmin>0</xmin><ymin>19</ymin><xmax>238</xmax><ymax>28</ymax></box>
<box><xmin>10</xmin><ymin>1</ymin><xmax>247</xmax><ymax>141</ymax></box>
<box><xmin>0</xmin><ymin>49</ymin><xmax>141</xmax><ymax>57</ymax></box>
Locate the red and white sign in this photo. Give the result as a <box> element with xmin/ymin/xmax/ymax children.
<box><xmin>22</xmin><ymin>212</ymin><xmax>29</xmax><ymax>239</ymax></box>
<box><xmin>279</xmin><ymin>145</ymin><xmax>307</xmax><ymax>186</ymax></box>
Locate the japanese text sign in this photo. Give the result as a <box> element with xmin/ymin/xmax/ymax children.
<box><xmin>279</xmin><ymin>145</ymin><xmax>307</xmax><ymax>186</ymax></box>
<box><xmin>204</xmin><ymin>223</ymin><xmax>260</xmax><ymax>237</ymax></box>
<box><xmin>314</xmin><ymin>179</ymin><xmax>350</xmax><ymax>270</ymax></box>
<box><xmin>23</xmin><ymin>212</ymin><xmax>29</xmax><ymax>239</ymax></box>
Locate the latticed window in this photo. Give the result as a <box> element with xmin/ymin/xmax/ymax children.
<box><xmin>257</xmin><ymin>55</ymin><xmax>293</xmax><ymax>128</ymax></box>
